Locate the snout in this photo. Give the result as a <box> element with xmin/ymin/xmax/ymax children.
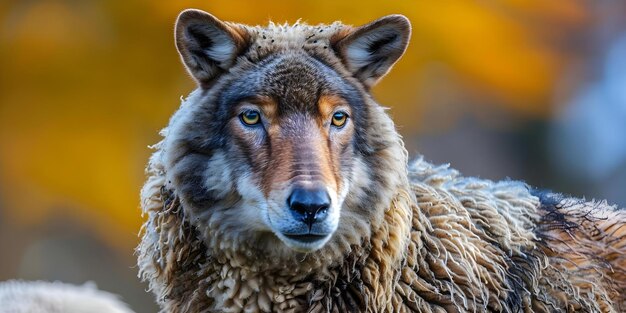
<box><xmin>287</xmin><ymin>187</ymin><xmax>330</xmax><ymax>229</ymax></box>
<box><xmin>268</xmin><ymin>185</ymin><xmax>339</xmax><ymax>252</ymax></box>
<box><xmin>282</xmin><ymin>187</ymin><xmax>333</xmax><ymax>247</ymax></box>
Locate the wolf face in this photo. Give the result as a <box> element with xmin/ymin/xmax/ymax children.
<box><xmin>162</xmin><ymin>9</ymin><xmax>410</xmax><ymax>261</ymax></box>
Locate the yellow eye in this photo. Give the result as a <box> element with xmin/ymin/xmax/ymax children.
<box><xmin>331</xmin><ymin>112</ymin><xmax>348</xmax><ymax>127</ymax></box>
<box><xmin>240</xmin><ymin>110</ymin><xmax>260</xmax><ymax>126</ymax></box>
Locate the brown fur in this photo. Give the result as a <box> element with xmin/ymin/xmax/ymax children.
<box><xmin>137</xmin><ymin>9</ymin><xmax>626</xmax><ymax>313</ymax></box>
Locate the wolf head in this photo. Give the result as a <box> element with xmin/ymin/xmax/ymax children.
<box><xmin>162</xmin><ymin>9</ymin><xmax>411</xmax><ymax>266</ymax></box>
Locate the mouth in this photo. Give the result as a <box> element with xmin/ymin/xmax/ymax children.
<box><xmin>283</xmin><ymin>233</ymin><xmax>329</xmax><ymax>243</ymax></box>
<box><xmin>277</xmin><ymin>232</ymin><xmax>332</xmax><ymax>252</ymax></box>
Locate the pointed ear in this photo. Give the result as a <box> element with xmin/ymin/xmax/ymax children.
<box><xmin>175</xmin><ymin>9</ymin><xmax>250</xmax><ymax>87</ymax></box>
<box><xmin>333</xmin><ymin>15</ymin><xmax>411</xmax><ymax>88</ymax></box>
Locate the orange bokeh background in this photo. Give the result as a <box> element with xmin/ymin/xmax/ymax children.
<box><xmin>1</xmin><ymin>1</ymin><xmax>624</xmax><ymax>311</ymax></box>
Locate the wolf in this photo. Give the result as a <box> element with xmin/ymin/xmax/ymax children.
<box><xmin>137</xmin><ymin>9</ymin><xmax>626</xmax><ymax>313</ymax></box>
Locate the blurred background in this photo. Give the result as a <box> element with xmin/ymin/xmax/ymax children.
<box><xmin>1</xmin><ymin>1</ymin><xmax>625</xmax><ymax>311</ymax></box>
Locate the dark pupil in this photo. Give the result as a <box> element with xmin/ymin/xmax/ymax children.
<box><xmin>334</xmin><ymin>113</ymin><xmax>344</xmax><ymax>120</ymax></box>
<box><xmin>246</xmin><ymin>112</ymin><xmax>258</xmax><ymax>120</ymax></box>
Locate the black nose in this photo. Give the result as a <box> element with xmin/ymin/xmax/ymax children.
<box><xmin>287</xmin><ymin>187</ymin><xmax>331</xmax><ymax>228</ymax></box>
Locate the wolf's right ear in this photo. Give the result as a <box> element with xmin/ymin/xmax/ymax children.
<box><xmin>175</xmin><ymin>9</ymin><xmax>250</xmax><ymax>87</ymax></box>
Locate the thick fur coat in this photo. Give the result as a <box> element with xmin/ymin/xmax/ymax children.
<box><xmin>137</xmin><ymin>10</ymin><xmax>626</xmax><ymax>313</ymax></box>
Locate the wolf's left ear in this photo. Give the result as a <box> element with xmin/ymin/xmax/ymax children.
<box><xmin>333</xmin><ymin>15</ymin><xmax>411</xmax><ymax>88</ymax></box>
<box><xmin>175</xmin><ymin>9</ymin><xmax>250</xmax><ymax>87</ymax></box>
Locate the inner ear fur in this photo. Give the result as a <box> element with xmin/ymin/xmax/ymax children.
<box><xmin>175</xmin><ymin>9</ymin><xmax>250</xmax><ymax>87</ymax></box>
<box><xmin>333</xmin><ymin>15</ymin><xmax>411</xmax><ymax>88</ymax></box>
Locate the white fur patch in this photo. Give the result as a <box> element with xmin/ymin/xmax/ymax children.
<box><xmin>235</xmin><ymin>172</ymin><xmax>272</xmax><ymax>231</ymax></box>
<box><xmin>203</xmin><ymin>152</ymin><xmax>235</xmax><ymax>199</ymax></box>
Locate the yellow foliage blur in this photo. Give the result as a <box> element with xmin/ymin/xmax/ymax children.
<box><xmin>0</xmin><ymin>0</ymin><xmax>589</xmax><ymax>253</ymax></box>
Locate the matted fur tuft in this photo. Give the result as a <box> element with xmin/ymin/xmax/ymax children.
<box><xmin>138</xmin><ymin>12</ymin><xmax>626</xmax><ymax>313</ymax></box>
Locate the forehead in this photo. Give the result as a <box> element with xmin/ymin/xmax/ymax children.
<box><xmin>217</xmin><ymin>53</ymin><xmax>362</xmax><ymax>114</ymax></box>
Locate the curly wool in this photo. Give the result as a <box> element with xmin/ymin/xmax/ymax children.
<box><xmin>0</xmin><ymin>280</ymin><xmax>135</xmax><ymax>313</ymax></box>
<box><xmin>137</xmin><ymin>16</ymin><xmax>626</xmax><ymax>313</ymax></box>
<box><xmin>138</xmin><ymin>142</ymin><xmax>626</xmax><ymax>312</ymax></box>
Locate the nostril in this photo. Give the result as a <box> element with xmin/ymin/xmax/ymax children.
<box><xmin>289</xmin><ymin>201</ymin><xmax>308</xmax><ymax>215</ymax></box>
<box><xmin>287</xmin><ymin>187</ymin><xmax>331</xmax><ymax>226</ymax></box>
